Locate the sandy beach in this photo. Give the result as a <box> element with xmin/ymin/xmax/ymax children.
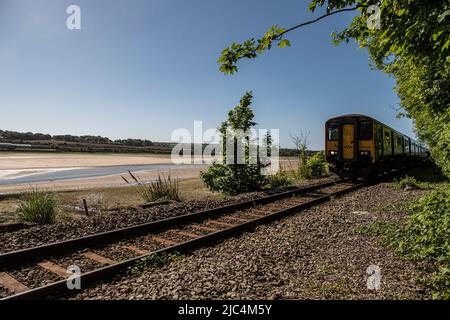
<box><xmin>0</xmin><ymin>152</ymin><xmax>207</xmax><ymax>193</ymax></box>
<box><xmin>0</xmin><ymin>152</ymin><xmax>296</xmax><ymax>194</ymax></box>
<box><xmin>0</xmin><ymin>152</ymin><xmax>173</xmax><ymax>170</ymax></box>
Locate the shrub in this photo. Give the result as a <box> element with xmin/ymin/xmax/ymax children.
<box><xmin>304</xmin><ymin>151</ymin><xmax>329</xmax><ymax>178</ymax></box>
<box><xmin>383</xmin><ymin>187</ymin><xmax>450</xmax><ymax>299</ymax></box>
<box><xmin>200</xmin><ymin>163</ymin><xmax>266</xmax><ymax>195</ymax></box>
<box><xmin>393</xmin><ymin>175</ymin><xmax>421</xmax><ymax>190</ymax></box>
<box><xmin>18</xmin><ymin>189</ymin><xmax>59</xmax><ymax>224</ymax></box>
<box><xmin>136</xmin><ymin>173</ymin><xmax>181</xmax><ymax>203</ymax></box>
<box><xmin>394</xmin><ymin>187</ymin><xmax>450</xmax><ymax>262</ymax></box>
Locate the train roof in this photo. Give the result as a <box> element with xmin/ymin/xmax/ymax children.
<box><xmin>325</xmin><ymin>114</ymin><xmax>427</xmax><ymax>149</ymax></box>
<box><xmin>326</xmin><ymin>114</ymin><xmax>375</xmax><ymax>122</ymax></box>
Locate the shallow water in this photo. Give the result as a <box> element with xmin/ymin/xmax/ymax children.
<box><xmin>0</xmin><ymin>163</ymin><xmax>205</xmax><ymax>185</ymax></box>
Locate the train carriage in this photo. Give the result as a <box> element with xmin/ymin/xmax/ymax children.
<box><xmin>325</xmin><ymin>114</ymin><xmax>428</xmax><ymax>178</ymax></box>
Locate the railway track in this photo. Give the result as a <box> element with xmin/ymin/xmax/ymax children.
<box><xmin>0</xmin><ymin>179</ymin><xmax>365</xmax><ymax>300</ymax></box>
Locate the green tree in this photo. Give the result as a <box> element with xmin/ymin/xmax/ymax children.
<box><xmin>218</xmin><ymin>0</ymin><xmax>450</xmax><ymax>176</ymax></box>
<box><xmin>200</xmin><ymin>91</ymin><xmax>269</xmax><ymax>194</ymax></box>
<box><xmin>394</xmin><ymin>58</ymin><xmax>450</xmax><ymax>176</ymax></box>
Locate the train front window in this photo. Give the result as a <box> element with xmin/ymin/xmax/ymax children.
<box><xmin>328</xmin><ymin>125</ymin><xmax>339</xmax><ymax>141</ymax></box>
<box><xmin>359</xmin><ymin>121</ymin><xmax>372</xmax><ymax>140</ymax></box>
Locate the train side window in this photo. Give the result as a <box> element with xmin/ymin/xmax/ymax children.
<box><xmin>328</xmin><ymin>125</ymin><xmax>339</xmax><ymax>141</ymax></box>
<box><xmin>359</xmin><ymin>121</ymin><xmax>372</xmax><ymax>140</ymax></box>
<box><xmin>384</xmin><ymin>131</ymin><xmax>391</xmax><ymax>145</ymax></box>
<box><xmin>376</xmin><ymin>127</ymin><xmax>382</xmax><ymax>143</ymax></box>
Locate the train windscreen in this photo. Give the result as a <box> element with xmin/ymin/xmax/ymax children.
<box><xmin>358</xmin><ymin>121</ymin><xmax>372</xmax><ymax>140</ymax></box>
<box><xmin>328</xmin><ymin>125</ymin><xmax>339</xmax><ymax>141</ymax></box>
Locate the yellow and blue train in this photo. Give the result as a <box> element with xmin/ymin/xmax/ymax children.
<box><xmin>325</xmin><ymin>114</ymin><xmax>428</xmax><ymax>178</ymax></box>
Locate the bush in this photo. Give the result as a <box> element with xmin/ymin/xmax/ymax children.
<box><xmin>200</xmin><ymin>163</ymin><xmax>266</xmax><ymax>195</ymax></box>
<box><xmin>393</xmin><ymin>175</ymin><xmax>421</xmax><ymax>190</ymax></box>
<box><xmin>384</xmin><ymin>187</ymin><xmax>450</xmax><ymax>299</ymax></box>
<box><xmin>18</xmin><ymin>189</ymin><xmax>59</xmax><ymax>224</ymax></box>
<box><xmin>136</xmin><ymin>173</ymin><xmax>181</xmax><ymax>203</ymax></box>
<box><xmin>304</xmin><ymin>151</ymin><xmax>329</xmax><ymax>178</ymax></box>
<box><xmin>394</xmin><ymin>187</ymin><xmax>450</xmax><ymax>262</ymax></box>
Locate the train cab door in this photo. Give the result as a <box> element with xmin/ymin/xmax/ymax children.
<box><xmin>342</xmin><ymin>124</ymin><xmax>355</xmax><ymax>160</ymax></box>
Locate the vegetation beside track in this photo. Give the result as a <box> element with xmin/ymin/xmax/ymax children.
<box><xmin>301</xmin><ymin>151</ymin><xmax>329</xmax><ymax>179</ymax></box>
<box><xmin>129</xmin><ymin>172</ymin><xmax>181</xmax><ymax>203</ymax></box>
<box><xmin>200</xmin><ymin>91</ymin><xmax>274</xmax><ymax>195</ymax></box>
<box><xmin>200</xmin><ymin>91</ymin><xmax>330</xmax><ymax>196</ymax></box>
<box><xmin>359</xmin><ymin>166</ymin><xmax>450</xmax><ymax>299</ymax></box>
<box><xmin>18</xmin><ymin>189</ymin><xmax>60</xmax><ymax>225</ymax></box>
<box><xmin>128</xmin><ymin>252</ymin><xmax>184</xmax><ymax>275</ymax></box>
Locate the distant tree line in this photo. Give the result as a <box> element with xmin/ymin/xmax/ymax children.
<box><xmin>0</xmin><ymin>131</ymin><xmax>52</xmax><ymax>141</ymax></box>
<box><xmin>0</xmin><ymin>130</ymin><xmax>154</xmax><ymax>147</ymax></box>
<box><xmin>0</xmin><ymin>129</ymin><xmax>298</xmax><ymax>156</ymax></box>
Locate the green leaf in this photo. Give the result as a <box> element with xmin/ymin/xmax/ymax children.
<box><xmin>438</xmin><ymin>10</ymin><xmax>450</xmax><ymax>23</ymax></box>
<box><xmin>278</xmin><ymin>39</ymin><xmax>291</xmax><ymax>48</ymax></box>
<box><xmin>432</xmin><ymin>30</ymin><xmax>444</xmax><ymax>41</ymax></box>
<box><xmin>442</xmin><ymin>38</ymin><xmax>450</xmax><ymax>51</ymax></box>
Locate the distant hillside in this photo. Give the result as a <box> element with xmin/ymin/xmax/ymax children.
<box><xmin>0</xmin><ymin>129</ymin><xmax>154</xmax><ymax>146</ymax></box>
<box><xmin>0</xmin><ymin>129</ymin><xmax>174</xmax><ymax>153</ymax></box>
<box><xmin>0</xmin><ymin>129</ymin><xmax>299</xmax><ymax>156</ymax></box>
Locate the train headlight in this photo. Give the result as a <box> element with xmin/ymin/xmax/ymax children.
<box><xmin>330</xmin><ymin>150</ymin><xmax>338</xmax><ymax>156</ymax></box>
<box><xmin>360</xmin><ymin>151</ymin><xmax>371</xmax><ymax>156</ymax></box>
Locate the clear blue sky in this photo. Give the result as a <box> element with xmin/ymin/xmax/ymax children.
<box><xmin>0</xmin><ymin>0</ymin><xmax>415</xmax><ymax>149</ymax></box>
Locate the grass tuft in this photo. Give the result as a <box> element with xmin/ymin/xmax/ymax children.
<box><xmin>18</xmin><ymin>188</ymin><xmax>59</xmax><ymax>224</ymax></box>
<box><xmin>134</xmin><ymin>172</ymin><xmax>181</xmax><ymax>203</ymax></box>
<box><xmin>128</xmin><ymin>252</ymin><xmax>183</xmax><ymax>275</ymax></box>
<box><xmin>265</xmin><ymin>170</ymin><xmax>293</xmax><ymax>189</ymax></box>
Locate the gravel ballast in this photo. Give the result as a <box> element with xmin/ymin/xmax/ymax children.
<box><xmin>0</xmin><ymin>177</ymin><xmax>335</xmax><ymax>254</ymax></box>
<box><xmin>0</xmin><ymin>194</ymin><xmax>263</xmax><ymax>254</ymax></box>
<box><xmin>72</xmin><ymin>182</ymin><xmax>433</xmax><ymax>300</ymax></box>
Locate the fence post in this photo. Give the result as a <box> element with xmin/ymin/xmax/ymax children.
<box><xmin>82</xmin><ymin>199</ymin><xmax>89</xmax><ymax>216</ymax></box>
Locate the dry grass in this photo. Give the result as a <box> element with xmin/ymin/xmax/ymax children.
<box><xmin>0</xmin><ymin>176</ymin><xmax>219</xmax><ymax>224</ymax></box>
<box><xmin>134</xmin><ymin>173</ymin><xmax>181</xmax><ymax>203</ymax></box>
<box><xmin>18</xmin><ymin>188</ymin><xmax>59</xmax><ymax>224</ymax></box>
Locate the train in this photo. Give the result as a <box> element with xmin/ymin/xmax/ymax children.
<box><xmin>325</xmin><ymin>114</ymin><xmax>428</xmax><ymax>178</ymax></box>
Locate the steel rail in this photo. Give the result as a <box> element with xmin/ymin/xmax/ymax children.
<box><xmin>2</xmin><ymin>181</ymin><xmax>364</xmax><ymax>300</ymax></box>
<box><xmin>0</xmin><ymin>179</ymin><xmax>343</xmax><ymax>268</ymax></box>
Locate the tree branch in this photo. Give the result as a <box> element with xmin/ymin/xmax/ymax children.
<box><xmin>273</xmin><ymin>0</ymin><xmax>441</xmax><ymax>40</ymax></box>
<box><xmin>275</xmin><ymin>5</ymin><xmax>365</xmax><ymax>40</ymax></box>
